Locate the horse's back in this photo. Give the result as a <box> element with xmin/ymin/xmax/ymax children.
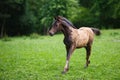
<box><xmin>75</xmin><ymin>27</ymin><xmax>94</xmax><ymax>47</ymax></box>
<box><xmin>80</xmin><ymin>27</ymin><xmax>94</xmax><ymax>43</ymax></box>
<box><xmin>79</xmin><ymin>27</ymin><xmax>94</xmax><ymax>37</ymax></box>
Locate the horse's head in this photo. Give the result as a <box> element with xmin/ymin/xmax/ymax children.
<box><xmin>49</xmin><ymin>16</ymin><xmax>76</xmax><ymax>36</ymax></box>
<box><xmin>49</xmin><ymin>16</ymin><xmax>63</xmax><ymax>36</ymax></box>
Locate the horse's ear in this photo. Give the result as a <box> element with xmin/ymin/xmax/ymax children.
<box><xmin>54</xmin><ymin>16</ymin><xmax>57</xmax><ymax>20</ymax></box>
<box><xmin>57</xmin><ymin>16</ymin><xmax>61</xmax><ymax>19</ymax></box>
<box><xmin>54</xmin><ymin>16</ymin><xmax>62</xmax><ymax>21</ymax></box>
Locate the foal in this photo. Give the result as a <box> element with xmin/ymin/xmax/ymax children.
<box><xmin>49</xmin><ymin>16</ymin><xmax>100</xmax><ymax>73</ymax></box>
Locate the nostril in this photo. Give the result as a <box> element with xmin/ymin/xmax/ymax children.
<box><xmin>49</xmin><ymin>32</ymin><xmax>54</xmax><ymax>36</ymax></box>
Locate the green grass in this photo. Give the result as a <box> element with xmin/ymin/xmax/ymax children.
<box><xmin>0</xmin><ymin>29</ymin><xmax>120</xmax><ymax>80</ymax></box>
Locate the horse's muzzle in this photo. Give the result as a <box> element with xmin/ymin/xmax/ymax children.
<box><xmin>49</xmin><ymin>31</ymin><xmax>54</xmax><ymax>36</ymax></box>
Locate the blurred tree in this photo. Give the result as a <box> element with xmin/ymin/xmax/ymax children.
<box><xmin>39</xmin><ymin>0</ymin><xmax>78</xmax><ymax>34</ymax></box>
<box><xmin>96</xmin><ymin>0</ymin><xmax>120</xmax><ymax>28</ymax></box>
<box><xmin>0</xmin><ymin>0</ymin><xmax>26</xmax><ymax>36</ymax></box>
<box><xmin>77</xmin><ymin>0</ymin><xmax>120</xmax><ymax>29</ymax></box>
<box><xmin>0</xmin><ymin>0</ymin><xmax>120</xmax><ymax>36</ymax></box>
<box><xmin>27</xmin><ymin>0</ymin><xmax>78</xmax><ymax>34</ymax></box>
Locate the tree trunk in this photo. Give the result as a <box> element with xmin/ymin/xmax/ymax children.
<box><xmin>1</xmin><ymin>18</ymin><xmax>5</xmax><ymax>38</ymax></box>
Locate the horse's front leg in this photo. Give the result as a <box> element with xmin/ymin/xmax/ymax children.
<box><xmin>62</xmin><ymin>45</ymin><xmax>75</xmax><ymax>74</ymax></box>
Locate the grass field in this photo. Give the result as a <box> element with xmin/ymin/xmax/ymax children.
<box><xmin>0</xmin><ymin>29</ymin><xmax>120</xmax><ymax>80</ymax></box>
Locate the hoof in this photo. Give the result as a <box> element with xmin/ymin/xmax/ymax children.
<box><xmin>61</xmin><ymin>68</ymin><xmax>69</xmax><ymax>74</ymax></box>
<box><xmin>84</xmin><ymin>61</ymin><xmax>90</xmax><ymax>68</ymax></box>
<box><xmin>88</xmin><ymin>61</ymin><xmax>90</xmax><ymax>64</ymax></box>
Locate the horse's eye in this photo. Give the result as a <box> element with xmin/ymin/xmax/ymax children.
<box><xmin>55</xmin><ymin>23</ymin><xmax>58</xmax><ymax>27</ymax></box>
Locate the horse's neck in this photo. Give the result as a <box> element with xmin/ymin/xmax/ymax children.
<box><xmin>61</xmin><ymin>25</ymin><xmax>75</xmax><ymax>37</ymax></box>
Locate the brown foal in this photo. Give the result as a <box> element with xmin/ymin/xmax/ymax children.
<box><xmin>49</xmin><ymin>16</ymin><xmax>100</xmax><ymax>73</ymax></box>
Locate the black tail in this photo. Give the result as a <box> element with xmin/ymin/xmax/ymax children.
<box><xmin>91</xmin><ymin>28</ymin><xmax>101</xmax><ymax>36</ymax></box>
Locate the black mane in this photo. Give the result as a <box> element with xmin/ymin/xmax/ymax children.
<box><xmin>61</xmin><ymin>16</ymin><xmax>77</xmax><ymax>29</ymax></box>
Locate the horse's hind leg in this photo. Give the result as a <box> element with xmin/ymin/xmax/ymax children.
<box><xmin>85</xmin><ymin>45</ymin><xmax>91</xmax><ymax>68</ymax></box>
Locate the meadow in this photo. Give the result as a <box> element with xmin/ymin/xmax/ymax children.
<box><xmin>0</xmin><ymin>29</ymin><xmax>120</xmax><ymax>80</ymax></box>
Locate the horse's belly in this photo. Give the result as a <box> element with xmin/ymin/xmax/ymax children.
<box><xmin>76</xmin><ymin>38</ymin><xmax>88</xmax><ymax>48</ymax></box>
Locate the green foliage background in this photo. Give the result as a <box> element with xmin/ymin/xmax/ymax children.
<box><xmin>0</xmin><ymin>0</ymin><xmax>120</xmax><ymax>36</ymax></box>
